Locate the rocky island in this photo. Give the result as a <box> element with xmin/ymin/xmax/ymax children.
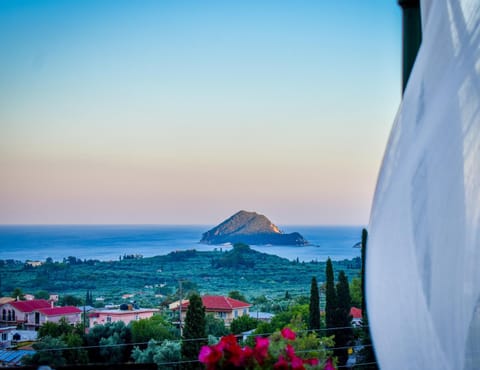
<box><xmin>200</xmin><ymin>210</ymin><xmax>308</xmax><ymax>246</ymax></box>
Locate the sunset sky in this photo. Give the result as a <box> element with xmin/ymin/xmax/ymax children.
<box><xmin>0</xmin><ymin>0</ymin><xmax>402</xmax><ymax>225</ymax></box>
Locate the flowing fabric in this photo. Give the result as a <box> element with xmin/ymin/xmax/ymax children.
<box><xmin>367</xmin><ymin>1</ymin><xmax>480</xmax><ymax>369</ymax></box>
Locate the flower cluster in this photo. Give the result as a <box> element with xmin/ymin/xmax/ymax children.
<box><xmin>199</xmin><ymin>328</ymin><xmax>335</xmax><ymax>370</ymax></box>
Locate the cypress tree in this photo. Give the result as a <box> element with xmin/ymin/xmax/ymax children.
<box><xmin>308</xmin><ymin>276</ymin><xmax>320</xmax><ymax>332</ymax></box>
<box><xmin>357</xmin><ymin>228</ymin><xmax>379</xmax><ymax>369</ymax></box>
<box><xmin>334</xmin><ymin>271</ymin><xmax>353</xmax><ymax>366</ymax></box>
<box><xmin>181</xmin><ymin>293</ymin><xmax>206</xmax><ymax>368</ymax></box>
<box><xmin>325</xmin><ymin>257</ymin><xmax>336</xmax><ymax>337</ymax></box>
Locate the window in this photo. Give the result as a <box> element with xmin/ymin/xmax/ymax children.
<box><xmin>243</xmin><ymin>309</ymin><xmax>247</xmax><ymax>315</ymax></box>
<box><xmin>234</xmin><ymin>310</ymin><xmax>238</xmax><ymax>318</ymax></box>
<box><xmin>106</xmin><ymin>316</ymin><xmax>112</xmax><ymax>323</ymax></box>
<box><xmin>1</xmin><ymin>333</ymin><xmax>7</xmax><ymax>341</ymax></box>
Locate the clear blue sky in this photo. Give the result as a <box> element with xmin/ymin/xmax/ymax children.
<box><xmin>0</xmin><ymin>0</ymin><xmax>402</xmax><ymax>225</ymax></box>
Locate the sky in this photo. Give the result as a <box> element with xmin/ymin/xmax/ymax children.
<box><xmin>0</xmin><ymin>0</ymin><xmax>402</xmax><ymax>225</ymax></box>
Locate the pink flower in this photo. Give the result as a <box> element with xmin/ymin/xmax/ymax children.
<box><xmin>324</xmin><ymin>357</ymin><xmax>336</xmax><ymax>370</ymax></box>
<box><xmin>285</xmin><ymin>344</ymin><xmax>296</xmax><ymax>360</ymax></box>
<box><xmin>198</xmin><ymin>345</ymin><xmax>222</xmax><ymax>369</ymax></box>
<box><xmin>254</xmin><ymin>336</ymin><xmax>270</xmax><ymax>364</ymax></box>
<box><xmin>274</xmin><ymin>355</ymin><xmax>290</xmax><ymax>370</ymax></box>
<box><xmin>281</xmin><ymin>327</ymin><xmax>296</xmax><ymax>340</ymax></box>
<box><xmin>305</xmin><ymin>358</ymin><xmax>320</xmax><ymax>366</ymax></box>
<box><xmin>291</xmin><ymin>356</ymin><xmax>306</xmax><ymax>370</ymax></box>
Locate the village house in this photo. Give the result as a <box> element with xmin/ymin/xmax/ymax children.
<box><xmin>88</xmin><ymin>307</ymin><xmax>159</xmax><ymax>328</ymax></box>
<box><xmin>350</xmin><ymin>307</ymin><xmax>363</xmax><ymax>327</ymax></box>
<box><xmin>171</xmin><ymin>295</ymin><xmax>251</xmax><ymax>326</ymax></box>
<box><xmin>0</xmin><ymin>299</ymin><xmax>81</xmax><ymax>330</ymax></box>
<box><xmin>0</xmin><ymin>326</ymin><xmax>37</xmax><ymax>349</ymax></box>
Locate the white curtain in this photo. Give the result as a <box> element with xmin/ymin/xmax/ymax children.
<box><xmin>367</xmin><ymin>1</ymin><xmax>480</xmax><ymax>369</ymax></box>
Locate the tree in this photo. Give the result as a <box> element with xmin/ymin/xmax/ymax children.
<box><xmin>349</xmin><ymin>277</ymin><xmax>362</xmax><ymax>308</ymax></box>
<box><xmin>35</xmin><ymin>290</ymin><xmax>50</xmax><ymax>300</ymax></box>
<box><xmin>334</xmin><ymin>271</ymin><xmax>353</xmax><ymax>366</ymax></box>
<box><xmin>309</xmin><ymin>277</ymin><xmax>320</xmax><ymax>332</ymax></box>
<box><xmin>205</xmin><ymin>314</ymin><xmax>228</xmax><ymax>337</ymax></box>
<box><xmin>85</xmin><ymin>290</ymin><xmax>93</xmax><ymax>306</ymax></box>
<box><xmin>356</xmin><ymin>228</ymin><xmax>379</xmax><ymax>369</ymax></box>
<box><xmin>23</xmin><ymin>336</ymin><xmax>67</xmax><ymax>367</ymax></box>
<box><xmin>132</xmin><ymin>339</ymin><xmax>181</xmax><ymax>370</ymax></box>
<box><xmin>60</xmin><ymin>294</ymin><xmax>82</xmax><ymax>306</ymax></box>
<box><xmin>230</xmin><ymin>315</ymin><xmax>259</xmax><ymax>335</ymax></box>
<box><xmin>130</xmin><ymin>315</ymin><xmax>176</xmax><ymax>345</ymax></box>
<box><xmin>325</xmin><ymin>258</ymin><xmax>336</xmax><ymax>337</ymax></box>
<box><xmin>228</xmin><ymin>290</ymin><xmax>248</xmax><ymax>303</ymax></box>
<box><xmin>11</xmin><ymin>287</ymin><xmax>24</xmax><ymax>300</ymax></box>
<box><xmin>181</xmin><ymin>293</ymin><xmax>206</xmax><ymax>368</ymax></box>
<box><xmin>85</xmin><ymin>321</ymin><xmax>132</xmax><ymax>364</ymax></box>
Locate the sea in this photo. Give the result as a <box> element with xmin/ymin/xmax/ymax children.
<box><xmin>0</xmin><ymin>225</ymin><xmax>363</xmax><ymax>263</ymax></box>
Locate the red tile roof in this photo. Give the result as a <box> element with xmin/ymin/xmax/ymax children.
<box><xmin>178</xmin><ymin>296</ymin><xmax>250</xmax><ymax>312</ymax></box>
<box><xmin>10</xmin><ymin>299</ymin><xmax>51</xmax><ymax>312</ymax></box>
<box><xmin>37</xmin><ymin>306</ymin><xmax>81</xmax><ymax>316</ymax></box>
<box><xmin>350</xmin><ymin>307</ymin><xmax>362</xmax><ymax>319</ymax></box>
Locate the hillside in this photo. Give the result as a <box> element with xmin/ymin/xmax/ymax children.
<box><xmin>0</xmin><ymin>245</ymin><xmax>360</xmax><ymax>307</ymax></box>
<box><xmin>200</xmin><ymin>210</ymin><xmax>308</xmax><ymax>245</ymax></box>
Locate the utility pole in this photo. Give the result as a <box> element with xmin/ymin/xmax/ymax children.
<box><xmin>398</xmin><ymin>0</ymin><xmax>422</xmax><ymax>93</ymax></box>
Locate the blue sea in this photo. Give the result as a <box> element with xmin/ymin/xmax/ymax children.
<box><xmin>0</xmin><ymin>225</ymin><xmax>362</xmax><ymax>263</ymax></box>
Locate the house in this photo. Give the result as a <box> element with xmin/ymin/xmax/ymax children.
<box><xmin>0</xmin><ymin>327</ymin><xmax>37</xmax><ymax>349</ymax></box>
<box><xmin>172</xmin><ymin>295</ymin><xmax>251</xmax><ymax>326</ymax></box>
<box><xmin>0</xmin><ymin>299</ymin><xmax>50</xmax><ymax>328</ymax></box>
<box><xmin>248</xmin><ymin>311</ymin><xmax>274</xmax><ymax>322</ymax></box>
<box><xmin>88</xmin><ymin>307</ymin><xmax>159</xmax><ymax>328</ymax></box>
<box><xmin>350</xmin><ymin>307</ymin><xmax>362</xmax><ymax>327</ymax></box>
<box><xmin>0</xmin><ymin>298</ymin><xmax>14</xmax><ymax>306</ymax></box>
<box><xmin>32</xmin><ymin>306</ymin><xmax>82</xmax><ymax>328</ymax></box>
<box><xmin>0</xmin><ymin>299</ymin><xmax>81</xmax><ymax>329</ymax></box>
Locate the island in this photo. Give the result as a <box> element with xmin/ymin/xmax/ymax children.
<box><xmin>200</xmin><ymin>210</ymin><xmax>308</xmax><ymax>246</ymax></box>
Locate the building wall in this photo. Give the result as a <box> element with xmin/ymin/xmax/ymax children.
<box><xmin>90</xmin><ymin>310</ymin><xmax>156</xmax><ymax>328</ymax></box>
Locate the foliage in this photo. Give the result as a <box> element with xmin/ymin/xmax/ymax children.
<box><xmin>130</xmin><ymin>314</ymin><xmax>177</xmax><ymax>345</ymax></box>
<box><xmin>33</xmin><ymin>318</ymin><xmax>87</xmax><ymax>365</ymax></box>
<box><xmin>85</xmin><ymin>289</ymin><xmax>94</xmax><ymax>305</ymax></box>
<box><xmin>0</xmin><ymin>249</ymin><xmax>360</xmax><ymax>308</ymax></box>
<box><xmin>212</xmin><ymin>244</ymin><xmax>255</xmax><ymax>268</ymax></box>
<box><xmin>199</xmin><ymin>329</ymin><xmax>333</xmax><ymax>370</ymax></box>
<box><xmin>35</xmin><ymin>290</ymin><xmax>50</xmax><ymax>300</ymax></box>
<box><xmin>333</xmin><ymin>271</ymin><xmax>353</xmax><ymax>366</ymax></box>
<box><xmin>269</xmin><ymin>304</ymin><xmax>309</xmax><ymax>333</ymax></box>
<box><xmin>182</xmin><ymin>293</ymin><xmax>206</xmax><ymax>367</ymax></box>
<box><xmin>85</xmin><ymin>321</ymin><xmax>132</xmax><ymax>364</ymax></box>
<box><xmin>325</xmin><ymin>258</ymin><xmax>336</xmax><ymax>337</ymax></box>
<box><xmin>38</xmin><ymin>317</ymin><xmax>82</xmax><ymax>338</ymax></box>
<box><xmin>349</xmin><ymin>277</ymin><xmax>362</xmax><ymax>308</ymax></box>
<box><xmin>355</xmin><ymin>228</ymin><xmax>378</xmax><ymax>369</ymax></box>
<box><xmin>132</xmin><ymin>339</ymin><xmax>181</xmax><ymax>370</ymax></box>
<box><xmin>23</xmin><ymin>336</ymin><xmax>67</xmax><ymax>367</ymax></box>
<box><xmin>229</xmin><ymin>314</ymin><xmax>259</xmax><ymax>335</ymax></box>
<box><xmin>59</xmin><ymin>294</ymin><xmax>83</xmax><ymax>306</ymax></box>
<box><xmin>11</xmin><ymin>287</ymin><xmax>24</xmax><ymax>300</ymax></box>
<box><xmin>205</xmin><ymin>314</ymin><xmax>228</xmax><ymax>337</ymax></box>
<box><xmin>309</xmin><ymin>277</ymin><xmax>320</xmax><ymax>332</ymax></box>
<box><xmin>228</xmin><ymin>290</ymin><xmax>248</xmax><ymax>303</ymax></box>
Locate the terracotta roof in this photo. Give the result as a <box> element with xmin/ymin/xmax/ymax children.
<box><xmin>350</xmin><ymin>307</ymin><xmax>362</xmax><ymax>319</ymax></box>
<box><xmin>10</xmin><ymin>299</ymin><xmax>51</xmax><ymax>312</ymax></box>
<box><xmin>0</xmin><ymin>297</ymin><xmax>15</xmax><ymax>305</ymax></box>
<box><xmin>37</xmin><ymin>306</ymin><xmax>81</xmax><ymax>316</ymax></box>
<box><xmin>177</xmin><ymin>296</ymin><xmax>250</xmax><ymax>312</ymax></box>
